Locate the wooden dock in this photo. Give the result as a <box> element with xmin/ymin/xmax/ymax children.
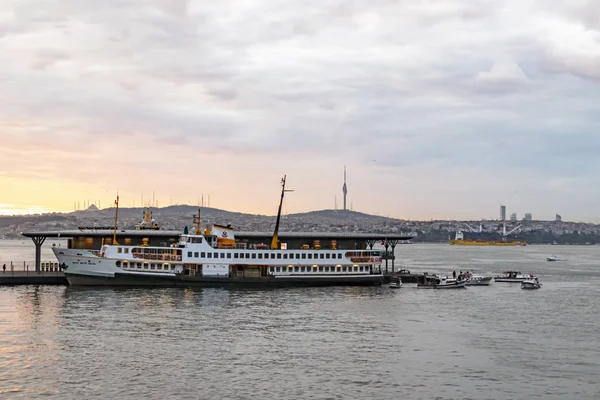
<box><xmin>0</xmin><ymin>271</ymin><xmax>67</xmax><ymax>286</ymax></box>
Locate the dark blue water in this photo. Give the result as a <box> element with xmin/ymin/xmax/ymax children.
<box><xmin>1</xmin><ymin>244</ymin><xmax>599</xmax><ymax>399</ymax></box>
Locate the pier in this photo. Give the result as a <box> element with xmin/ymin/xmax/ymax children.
<box><xmin>0</xmin><ymin>270</ymin><xmax>66</xmax><ymax>285</ymax></box>
<box><xmin>10</xmin><ymin>229</ymin><xmax>414</xmax><ymax>286</ymax></box>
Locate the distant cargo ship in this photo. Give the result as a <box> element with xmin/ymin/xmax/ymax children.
<box><xmin>449</xmin><ymin>231</ymin><xmax>526</xmax><ymax>246</ymax></box>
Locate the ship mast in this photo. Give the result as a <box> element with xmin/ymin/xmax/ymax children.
<box><xmin>194</xmin><ymin>207</ymin><xmax>201</xmax><ymax>235</ymax></box>
<box><xmin>112</xmin><ymin>195</ymin><xmax>119</xmax><ymax>245</ymax></box>
<box><xmin>271</xmin><ymin>175</ymin><xmax>293</xmax><ymax>249</ymax></box>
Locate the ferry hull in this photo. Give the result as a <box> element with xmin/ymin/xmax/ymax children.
<box><xmin>65</xmin><ymin>272</ymin><xmax>384</xmax><ymax>288</ymax></box>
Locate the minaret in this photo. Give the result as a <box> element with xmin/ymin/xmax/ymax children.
<box><xmin>342</xmin><ymin>166</ymin><xmax>348</xmax><ymax>211</ymax></box>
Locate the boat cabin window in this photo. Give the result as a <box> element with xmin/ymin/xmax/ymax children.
<box><xmin>187</xmin><ymin>252</ymin><xmax>192</xmax><ymax>257</ymax></box>
<box><xmin>116</xmin><ymin>261</ymin><xmax>121</xmax><ymax>267</ymax></box>
<box><xmin>301</xmin><ymin>254</ymin><xmax>306</xmax><ymax>259</ymax></box>
<box><xmin>338</xmin><ymin>254</ymin><xmax>342</xmax><ymax>259</ymax></box>
<box><xmin>258</xmin><ymin>254</ymin><xmax>263</xmax><ymax>259</ymax></box>
<box><xmin>124</xmin><ymin>248</ymin><xmax>129</xmax><ymax>254</ymax></box>
<box><xmin>308</xmin><ymin>254</ymin><xmax>312</xmax><ymax>259</ymax></box>
<box><xmin>194</xmin><ymin>252</ymin><xmax>199</xmax><ymax>258</ymax></box>
<box><xmin>300</xmin><ymin>267</ymin><xmax>306</xmax><ymax>272</ymax></box>
<box><xmin>326</xmin><ymin>254</ymin><xmax>330</xmax><ymax>259</ymax></box>
<box><xmin>270</xmin><ymin>254</ymin><xmax>275</xmax><ymax>259</ymax></box>
<box><xmin>234</xmin><ymin>253</ymin><xmax>239</xmax><ymax>259</ymax></box>
<box><xmin>277</xmin><ymin>254</ymin><xmax>282</xmax><ymax>259</ymax></box>
<box><xmin>294</xmin><ymin>266</ymin><xmax>299</xmax><ymax>272</ymax></box>
<box><xmin>221</xmin><ymin>253</ymin><xmax>225</xmax><ymax>258</ymax></box>
<box><xmin>207</xmin><ymin>253</ymin><xmax>212</xmax><ymax>258</ymax></box>
<box><xmin>320</xmin><ymin>254</ymin><xmax>324</xmax><ymax>259</ymax></box>
<box><xmin>201</xmin><ymin>252</ymin><xmax>206</xmax><ymax>258</ymax></box>
<box><xmin>318</xmin><ymin>266</ymin><xmax>323</xmax><ymax>272</ymax></box>
<box><xmin>264</xmin><ymin>253</ymin><xmax>269</xmax><ymax>259</ymax></box>
<box><xmin>252</xmin><ymin>253</ymin><xmax>256</xmax><ymax>259</ymax></box>
<box><xmin>283</xmin><ymin>254</ymin><xmax>288</xmax><ymax>259</ymax></box>
<box><xmin>117</xmin><ymin>248</ymin><xmax>122</xmax><ymax>254</ymax></box>
<box><xmin>190</xmin><ymin>237</ymin><xmax>203</xmax><ymax>244</ymax></box>
<box><xmin>227</xmin><ymin>253</ymin><xmax>231</xmax><ymax>259</ymax></box>
<box><xmin>295</xmin><ymin>254</ymin><xmax>300</xmax><ymax>259</ymax></box>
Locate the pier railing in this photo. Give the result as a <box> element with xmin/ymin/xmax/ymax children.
<box><xmin>0</xmin><ymin>261</ymin><xmax>62</xmax><ymax>273</ymax></box>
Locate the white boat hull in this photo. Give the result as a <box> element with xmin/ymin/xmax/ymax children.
<box><xmin>521</xmin><ymin>280</ymin><xmax>542</xmax><ymax>289</ymax></box>
<box><xmin>417</xmin><ymin>281</ymin><xmax>466</xmax><ymax>289</ymax></box>
<box><xmin>465</xmin><ymin>276</ymin><xmax>493</xmax><ymax>286</ymax></box>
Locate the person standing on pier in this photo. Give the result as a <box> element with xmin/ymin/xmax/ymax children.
<box><xmin>2</xmin><ymin>264</ymin><xmax>5</xmax><ymax>273</ymax></box>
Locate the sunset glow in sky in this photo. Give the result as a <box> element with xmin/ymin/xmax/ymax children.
<box><xmin>1</xmin><ymin>1</ymin><xmax>599</xmax><ymax>221</ymax></box>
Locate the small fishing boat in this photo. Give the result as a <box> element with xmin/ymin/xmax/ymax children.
<box><xmin>465</xmin><ymin>275</ymin><xmax>494</xmax><ymax>286</ymax></box>
<box><xmin>494</xmin><ymin>271</ymin><xmax>536</xmax><ymax>283</ymax></box>
<box><xmin>388</xmin><ymin>276</ymin><xmax>403</xmax><ymax>289</ymax></box>
<box><xmin>460</xmin><ymin>271</ymin><xmax>493</xmax><ymax>286</ymax></box>
<box><xmin>417</xmin><ymin>274</ymin><xmax>466</xmax><ymax>289</ymax></box>
<box><xmin>521</xmin><ymin>278</ymin><xmax>542</xmax><ymax>289</ymax></box>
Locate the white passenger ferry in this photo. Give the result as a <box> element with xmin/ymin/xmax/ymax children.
<box><xmin>53</xmin><ymin>177</ymin><xmax>385</xmax><ymax>287</ymax></box>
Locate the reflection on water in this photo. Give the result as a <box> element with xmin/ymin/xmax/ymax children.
<box><xmin>0</xmin><ymin>245</ymin><xmax>599</xmax><ymax>399</ymax></box>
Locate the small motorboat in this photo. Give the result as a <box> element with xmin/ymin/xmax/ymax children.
<box><xmin>521</xmin><ymin>278</ymin><xmax>542</xmax><ymax>289</ymax></box>
<box><xmin>417</xmin><ymin>274</ymin><xmax>466</xmax><ymax>289</ymax></box>
<box><xmin>547</xmin><ymin>255</ymin><xmax>559</xmax><ymax>262</ymax></box>
<box><xmin>465</xmin><ymin>275</ymin><xmax>494</xmax><ymax>286</ymax></box>
<box><xmin>388</xmin><ymin>276</ymin><xmax>403</xmax><ymax>289</ymax></box>
<box><xmin>494</xmin><ymin>271</ymin><xmax>536</xmax><ymax>283</ymax></box>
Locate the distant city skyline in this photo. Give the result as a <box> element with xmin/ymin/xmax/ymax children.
<box><xmin>1</xmin><ymin>1</ymin><xmax>599</xmax><ymax>222</ymax></box>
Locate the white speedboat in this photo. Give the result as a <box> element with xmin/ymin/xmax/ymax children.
<box><xmin>547</xmin><ymin>255</ymin><xmax>559</xmax><ymax>262</ymax></box>
<box><xmin>494</xmin><ymin>271</ymin><xmax>536</xmax><ymax>283</ymax></box>
<box><xmin>388</xmin><ymin>276</ymin><xmax>403</xmax><ymax>289</ymax></box>
<box><xmin>417</xmin><ymin>275</ymin><xmax>466</xmax><ymax>289</ymax></box>
<box><xmin>521</xmin><ymin>278</ymin><xmax>542</xmax><ymax>289</ymax></box>
<box><xmin>465</xmin><ymin>275</ymin><xmax>494</xmax><ymax>286</ymax></box>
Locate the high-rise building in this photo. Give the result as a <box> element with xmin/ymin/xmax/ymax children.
<box><xmin>524</xmin><ymin>213</ymin><xmax>532</xmax><ymax>221</ymax></box>
<box><xmin>510</xmin><ymin>213</ymin><xmax>517</xmax><ymax>222</ymax></box>
<box><xmin>342</xmin><ymin>166</ymin><xmax>348</xmax><ymax>211</ymax></box>
<box><xmin>555</xmin><ymin>214</ymin><xmax>562</xmax><ymax>222</ymax></box>
<box><xmin>500</xmin><ymin>205</ymin><xmax>506</xmax><ymax>221</ymax></box>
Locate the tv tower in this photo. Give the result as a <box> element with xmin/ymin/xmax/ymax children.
<box><xmin>342</xmin><ymin>166</ymin><xmax>348</xmax><ymax>211</ymax></box>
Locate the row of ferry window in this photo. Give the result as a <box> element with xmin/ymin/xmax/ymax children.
<box><xmin>117</xmin><ymin>261</ymin><xmax>176</xmax><ymax>271</ymax></box>
<box><xmin>270</xmin><ymin>265</ymin><xmax>368</xmax><ymax>273</ymax></box>
<box><xmin>186</xmin><ymin>251</ymin><xmax>344</xmax><ymax>260</ymax></box>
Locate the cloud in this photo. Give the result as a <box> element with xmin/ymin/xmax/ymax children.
<box><xmin>0</xmin><ymin>0</ymin><xmax>599</xmax><ymax>220</ymax></box>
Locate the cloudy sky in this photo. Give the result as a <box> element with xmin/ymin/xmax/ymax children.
<box><xmin>1</xmin><ymin>0</ymin><xmax>599</xmax><ymax>221</ymax></box>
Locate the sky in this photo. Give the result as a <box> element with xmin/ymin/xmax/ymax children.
<box><xmin>1</xmin><ymin>0</ymin><xmax>599</xmax><ymax>221</ymax></box>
